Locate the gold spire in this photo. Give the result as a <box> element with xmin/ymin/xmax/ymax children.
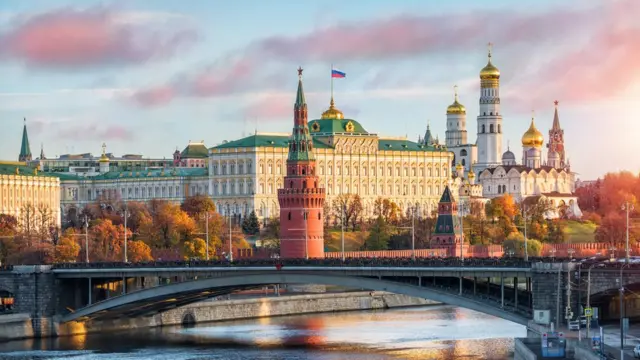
<box><xmin>446</xmin><ymin>84</ymin><xmax>466</xmax><ymax>115</ymax></box>
<box><xmin>480</xmin><ymin>42</ymin><xmax>500</xmax><ymax>79</ymax></box>
<box><xmin>521</xmin><ymin>111</ymin><xmax>544</xmax><ymax>147</ymax></box>
<box><xmin>99</xmin><ymin>142</ymin><xmax>109</xmax><ymax>163</ymax></box>
<box><xmin>320</xmin><ymin>97</ymin><xmax>344</xmax><ymax>120</ymax></box>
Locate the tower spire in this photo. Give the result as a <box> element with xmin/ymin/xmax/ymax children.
<box><xmin>552</xmin><ymin>100</ymin><xmax>561</xmax><ymax>129</ymax></box>
<box><xmin>40</xmin><ymin>143</ymin><xmax>46</xmax><ymax>160</ymax></box>
<box><xmin>289</xmin><ymin>67</ymin><xmax>313</xmax><ymax>161</ymax></box>
<box><xmin>19</xmin><ymin>117</ymin><xmax>32</xmax><ymax>162</ymax></box>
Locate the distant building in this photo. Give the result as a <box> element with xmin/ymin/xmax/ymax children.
<box><xmin>0</xmin><ymin>161</ymin><xmax>61</xmax><ymax>228</ymax></box>
<box><xmin>431</xmin><ymin>186</ymin><xmax>464</xmax><ymax>257</ymax></box>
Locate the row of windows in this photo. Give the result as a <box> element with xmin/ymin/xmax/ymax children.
<box><xmin>87</xmin><ymin>185</ymin><xmax>208</xmax><ymax>200</ymax></box>
<box><xmin>212</xmin><ymin>161</ymin><xmax>450</xmax><ymax>177</ymax></box>
<box><xmin>480</xmin><ymin>124</ymin><xmax>502</xmax><ymax>134</ymax></box>
<box><xmin>0</xmin><ymin>186</ymin><xmax>56</xmax><ymax>207</ymax></box>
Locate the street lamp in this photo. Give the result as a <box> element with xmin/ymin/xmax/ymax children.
<box><xmin>550</xmin><ymin>248</ymin><xmax>557</xmax><ymax>260</ymax></box>
<box><xmin>622</xmin><ymin>201</ymin><xmax>634</xmax><ymax>264</ymax></box>
<box><xmin>619</xmin><ymin>262</ymin><xmax>629</xmax><ymax>359</ymax></box>
<box><xmin>397</xmin><ymin>204</ymin><xmax>417</xmax><ymax>261</ymax></box>
<box><xmin>610</xmin><ymin>246</ymin><xmax>617</xmax><ymax>261</ymax></box>
<box><xmin>83</xmin><ymin>215</ymin><xmax>89</xmax><ymax>263</ymax></box>
<box><xmin>586</xmin><ymin>262</ymin><xmax>605</xmax><ymax>339</ymax></box>
<box><xmin>121</xmin><ymin>205</ymin><xmax>129</xmax><ymax>263</ymax></box>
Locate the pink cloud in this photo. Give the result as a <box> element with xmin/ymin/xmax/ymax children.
<box><xmin>0</xmin><ymin>6</ymin><xmax>198</xmax><ymax>68</ymax></box>
<box><xmin>243</xmin><ymin>96</ymin><xmax>291</xmax><ymax>120</ymax></box>
<box><xmin>131</xmin><ymin>1</ymin><xmax>638</xmax><ymax>109</ymax></box>
<box><xmin>132</xmin><ymin>85</ymin><xmax>175</xmax><ymax>107</ymax></box>
<box><xmin>57</xmin><ymin>124</ymin><xmax>133</xmax><ymax>141</ymax></box>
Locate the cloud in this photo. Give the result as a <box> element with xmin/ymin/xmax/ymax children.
<box><xmin>130</xmin><ymin>0</ymin><xmax>638</xmax><ymax>109</ymax></box>
<box><xmin>0</xmin><ymin>6</ymin><xmax>198</xmax><ymax>69</ymax></box>
<box><xmin>56</xmin><ymin>123</ymin><xmax>134</xmax><ymax>141</ymax></box>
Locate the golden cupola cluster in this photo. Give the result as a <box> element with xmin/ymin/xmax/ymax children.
<box><xmin>321</xmin><ymin>98</ymin><xmax>344</xmax><ymax>120</ymax></box>
<box><xmin>521</xmin><ymin>117</ymin><xmax>544</xmax><ymax>148</ymax></box>
<box><xmin>446</xmin><ymin>85</ymin><xmax>466</xmax><ymax>115</ymax></box>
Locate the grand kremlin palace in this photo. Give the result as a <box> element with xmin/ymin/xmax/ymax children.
<box><xmin>209</xmin><ymin>101</ymin><xmax>453</xmax><ymax>220</ymax></box>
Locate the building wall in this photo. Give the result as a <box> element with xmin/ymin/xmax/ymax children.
<box><xmin>60</xmin><ymin>175</ymin><xmax>209</xmax><ymax>219</ymax></box>
<box><xmin>479</xmin><ymin>167</ymin><xmax>575</xmax><ymax>200</ymax></box>
<box><xmin>0</xmin><ymin>171</ymin><xmax>61</xmax><ymax>228</ymax></box>
<box><xmin>209</xmin><ymin>138</ymin><xmax>453</xmax><ymax>220</ymax></box>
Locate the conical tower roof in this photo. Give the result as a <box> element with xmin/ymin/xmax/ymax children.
<box><xmin>288</xmin><ymin>67</ymin><xmax>314</xmax><ymax>162</ymax></box>
<box><xmin>19</xmin><ymin>118</ymin><xmax>32</xmax><ymax>162</ymax></box>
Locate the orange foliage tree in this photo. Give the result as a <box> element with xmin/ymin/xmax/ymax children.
<box><xmin>89</xmin><ymin>219</ymin><xmax>124</xmax><ymax>262</ymax></box>
<box><xmin>127</xmin><ymin>240</ymin><xmax>153</xmax><ymax>262</ymax></box>
<box><xmin>55</xmin><ymin>229</ymin><xmax>81</xmax><ymax>263</ymax></box>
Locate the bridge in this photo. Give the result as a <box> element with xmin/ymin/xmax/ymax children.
<box><xmin>1</xmin><ymin>257</ymin><xmax>638</xmax><ymax>336</ymax></box>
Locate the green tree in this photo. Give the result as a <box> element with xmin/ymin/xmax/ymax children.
<box><xmin>242</xmin><ymin>211</ymin><xmax>260</xmax><ymax>235</ymax></box>
<box><xmin>364</xmin><ymin>216</ymin><xmax>391</xmax><ymax>250</ymax></box>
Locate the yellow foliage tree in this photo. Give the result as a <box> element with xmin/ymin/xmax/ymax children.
<box><xmin>127</xmin><ymin>240</ymin><xmax>153</xmax><ymax>262</ymax></box>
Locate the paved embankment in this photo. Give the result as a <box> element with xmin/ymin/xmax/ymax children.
<box><xmin>0</xmin><ymin>291</ymin><xmax>438</xmax><ymax>341</ymax></box>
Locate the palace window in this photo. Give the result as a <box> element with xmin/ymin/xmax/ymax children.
<box><xmin>230</xmin><ymin>164</ymin><xmax>235</xmax><ymax>174</ymax></box>
<box><xmin>482</xmin><ymin>124</ymin><xmax>486</xmax><ymax>133</ymax></box>
<box><xmin>490</xmin><ymin>124</ymin><xmax>495</xmax><ymax>133</ymax></box>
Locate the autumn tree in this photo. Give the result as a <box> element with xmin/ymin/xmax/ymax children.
<box><xmin>140</xmin><ymin>200</ymin><xmax>195</xmax><ymax>248</ymax></box>
<box><xmin>0</xmin><ymin>214</ymin><xmax>18</xmax><ymax>237</ymax></box>
<box><xmin>373</xmin><ymin>198</ymin><xmax>401</xmax><ymax>224</ymax></box>
<box><xmin>54</xmin><ymin>229</ymin><xmax>81</xmax><ymax>263</ymax></box>
<box><xmin>181</xmin><ymin>195</ymin><xmax>216</xmax><ymax>218</ymax></box>
<box><xmin>127</xmin><ymin>240</ymin><xmax>153</xmax><ymax>262</ymax></box>
<box><xmin>89</xmin><ymin>219</ymin><xmax>124</xmax><ymax>262</ymax></box>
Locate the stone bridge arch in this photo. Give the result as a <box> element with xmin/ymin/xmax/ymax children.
<box><xmin>62</xmin><ymin>273</ymin><xmax>528</xmax><ymax>325</ymax></box>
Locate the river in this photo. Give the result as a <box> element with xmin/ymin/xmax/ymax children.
<box><xmin>0</xmin><ymin>305</ymin><xmax>526</xmax><ymax>360</ymax></box>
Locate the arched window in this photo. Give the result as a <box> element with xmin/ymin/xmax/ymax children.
<box><xmin>490</xmin><ymin>124</ymin><xmax>495</xmax><ymax>133</ymax></box>
<box><xmin>461</xmin><ymin>159</ymin><xmax>466</xmax><ymax>166</ymax></box>
<box><xmin>288</xmin><ymin>212</ymin><xmax>291</xmax><ymax>221</ymax></box>
<box><xmin>460</xmin><ymin>149</ymin><xmax>467</xmax><ymax>156</ymax></box>
<box><xmin>482</xmin><ymin>124</ymin><xmax>485</xmax><ymax>133</ymax></box>
<box><xmin>303</xmin><ymin>180</ymin><xmax>307</xmax><ymax>189</ymax></box>
<box><xmin>498</xmin><ymin>124</ymin><xmax>501</xmax><ymax>133</ymax></box>
<box><xmin>290</xmin><ymin>181</ymin><xmax>293</xmax><ymax>188</ymax></box>
<box><xmin>318</xmin><ymin>212</ymin><xmax>321</xmax><ymax>220</ymax></box>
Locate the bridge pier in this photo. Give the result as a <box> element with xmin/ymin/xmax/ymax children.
<box><xmin>501</xmin><ymin>277</ymin><xmax>505</xmax><ymax>308</ymax></box>
<box><xmin>473</xmin><ymin>277</ymin><xmax>477</xmax><ymax>295</ymax></box>
<box><xmin>514</xmin><ymin>277</ymin><xmax>518</xmax><ymax>310</ymax></box>
<box><xmin>88</xmin><ymin>278</ymin><xmax>92</xmax><ymax>305</ymax></box>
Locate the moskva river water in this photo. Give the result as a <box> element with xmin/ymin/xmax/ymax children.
<box><xmin>0</xmin><ymin>305</ymin><xmax>526</xmax><ymax>360</ymax></box>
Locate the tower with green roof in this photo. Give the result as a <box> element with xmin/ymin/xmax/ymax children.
<box><xmin>19</xmin><ymin>118</ymin><xmax>32</xmax><ymax>162</ymax></box>
<box><xmin>278</xmin><ymin>67</ymin><xmax>326</xmax><ymax>259</ymax></box>
<box><xmin>431</xmin><ymin>185</ymin><xmax>465</xmax><ymax>257</ymax></box>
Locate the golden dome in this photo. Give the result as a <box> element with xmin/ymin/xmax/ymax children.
<box><xmin>99</xmin><ymin>143</ymin><xmax>110</xmax><ymax>163</ymax></box>
<box><xmin>447</xmin><ymin>85</ymin><xmax>466</xmax><ymax>115</ymax></box>
<box><xmin>521</xmin><ymin>118</ymin><xmax>544</xmax><ymax>147</ymax></box>
<box><xmin>455</xmin><ymin>163</ymin><xmax>464</xmax><ymax>170</ymax></box>
<box><xmin>320</xmin><ymin>98</ymin><xmax>344</xmax><ymax>120</ymax></box>
<box><xmin>480</xmin><ymin>43</ymin><xmax>500</xmax><ymax>79</ymax></box>
<box><xmin>468</xmin><ymin>170</ymin><xmax>476</xmax><ymax>178</ymax></box>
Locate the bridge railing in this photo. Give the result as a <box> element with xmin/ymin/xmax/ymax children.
<box><xmin>0</xmin><ymin>265</ymin><xmax>13</xmax><ymax>272</ymax></box>
<box><xmin>51</xmin><ymin>257</ymin><xmax>537</xmax><ymax>270</ymax></box>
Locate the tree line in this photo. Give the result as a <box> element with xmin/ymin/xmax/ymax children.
<box><xmin>0</xmin><ymin>195</ymin><xmax>254</xmax><ymax>265</ymax></box>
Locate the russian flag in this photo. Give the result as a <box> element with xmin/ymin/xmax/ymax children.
<box><xmin>331</xmin><ymin>68</ymin><xmax>346</xmax><ymax>78</ymax></box>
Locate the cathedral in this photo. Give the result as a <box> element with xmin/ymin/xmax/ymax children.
<box><xmin>425</xmin><ymin>45</ymin><xmax>582</xmax><ymax>219</ymax></box>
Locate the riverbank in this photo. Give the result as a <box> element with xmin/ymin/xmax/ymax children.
<box><xmin>0</xmin><ymin>291</ymin><xmax>439</xmax><ymax>341</ymax></box>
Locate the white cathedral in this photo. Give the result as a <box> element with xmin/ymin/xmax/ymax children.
<box><xmin>422</xmin><ymin>45</ymin><xmax>582</xmax><ymax>219</ymax></box>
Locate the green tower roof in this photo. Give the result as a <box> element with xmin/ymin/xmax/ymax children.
<box><xmin>288</xmin><ymin>68</ymin><xmax>314</xmax><ymax>162</ymax></box>
<box><xmin>19</xmin><ymin>119</ymin><xmax>32</xmax><ymax>161</ymax></box>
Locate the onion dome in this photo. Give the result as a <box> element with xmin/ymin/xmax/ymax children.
<box><xmin>447</xmin><ymin>85</ymin><xmax>466</xmax><ymax>115</ymax></box>
<box><xmin>455</xmin><ymin>163</ymin><xmax>464</xmax><ymax>171</ymax></box>
<box><xmin>521</xmin><ymin>117</ymin><xmax>544</xmax><ymax>148</ymax></box>
<box><xmin>480</xmin><ymin>44</ymin><xmax>500</xmax><ymax>79</ymax></box>
<box><xmin>502</xmin><ymin>149</ymin><xmax>516</xmax><ymax>162</ymax></box>
<box><xmin>467</xmin><ymin>170</ymin><xmax>476</xmax><ymax>178</ymax></box>
<box><xmin>321</xmin><ymin>98</ymin><xmax>344</xmax><ymax>120</ymax></box>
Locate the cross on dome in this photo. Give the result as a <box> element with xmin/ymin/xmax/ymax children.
<box><xmin>487</xmin><ymin>42</ymin><xmax>493</xmax><ymax>58</ymax></box>
<box><xmin>102</xmin><ymin>142</ymin><xmax>107</xmax><ymax>155</ymax></box>
<box><xmin>454</xmin><ymin>85</ymin><xmax>459</xmax><ymax>101</ymax></box>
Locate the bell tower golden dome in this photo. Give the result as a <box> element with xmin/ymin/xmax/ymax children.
<box><xmin>321</xmin><ymin>97</ymin><xmax>344</xmax><ymax>120</ymax></box>
<box><xmin>480</xmin><ymin>42</ymin><xmax>500</xmax><ymax>80</ymax></box>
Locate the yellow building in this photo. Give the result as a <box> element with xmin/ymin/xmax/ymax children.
<box><xmin>0</xmin><ymin>161</ymin><xmax>61</xmax><ymax>228</ymax></box>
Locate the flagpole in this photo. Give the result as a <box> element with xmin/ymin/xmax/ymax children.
<box><xmin>330</xmin><ymin>63</ymin><xmax>334</xmax><ymax>103</ymax></box>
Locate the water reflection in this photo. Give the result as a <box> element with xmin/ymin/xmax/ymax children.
<box><xmin>0</xmin><ymin>305</ymin><xmax>526</xmax><ymax>360</ymax></box>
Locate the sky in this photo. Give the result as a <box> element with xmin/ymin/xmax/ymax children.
<box><xmin>0</xmin><ymin>0</ymin><xmax>638</xmax><ymax>180</ymax></box>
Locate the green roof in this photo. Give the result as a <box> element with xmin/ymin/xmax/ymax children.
<box><xmin>50</xmin><ymin>168</ymin><xmax>208</xmax><ymax>182</ymax></box>
<box><xmin>212</xmin><ymin>134</ymin><xmax>332</xmax><ymax>150</ymax></box>
<box><xmin>0</xmin><ymin>162</ymin><xmax>57</xmax><ymax>179</ymax></box>
<box><xmin>433</xmin><ymin>213</ymin><xmax>461</xmax><ymax>235</ymax></box>
<box><xmin>19</xmin><ymin>122</ymin><xmax>31</xmax><ymax>161</ymax></box>
<box><xmin>377</xmin><ymin>139</ymin><xmax>443</xmax><ymax>152</ymax></box>
<box><xmin>180</xmin><ymin>143</ymin><xmax>208</xmax><ymax>159</ymax></box>
<box><xmin>308</xmin><ymin>118</ymin><xmax>369</xmax><ymax>135</ymax></box>
<box><xmin>439</xmin><ymin>185</ymin><xmax>454</xmax><ymax>203</ymax></box>
<box><xmin>211</xmin><ymin>135</ymin><xmax>446</xmax><ymax>153</ymax></box>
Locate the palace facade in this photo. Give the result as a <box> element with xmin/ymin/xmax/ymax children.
<box><xmin>209</xmin><ymin>100</ymin><xmax>453</xmax><ymax>221</ymax></box>
<box><xmin>0</xmin><ymin>161</ymin><xmax>61</xmax><ymax>228</ymax></box>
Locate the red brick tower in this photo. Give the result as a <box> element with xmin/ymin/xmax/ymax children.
<box><xmin>278</xmin><ymin>68</ymin><xmax>326</xmax><ymax>259</ymax></box>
